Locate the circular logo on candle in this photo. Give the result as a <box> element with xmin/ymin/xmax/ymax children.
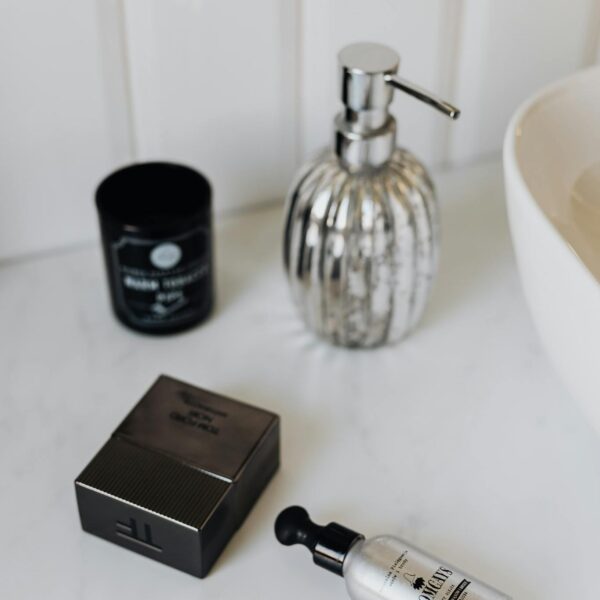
<box><xmin>150</xmin><ymin>242</ymin><xmax>182</xmax><ymax>270</ymax></box>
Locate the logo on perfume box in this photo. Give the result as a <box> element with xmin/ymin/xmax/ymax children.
<box><xmin>170</xmin><ymin>409</ymin><xmax>220</xmax><ymax>434</ymax></box>
<box><xmin>116</xmin><ymin>517</ymin><xmax>162</xmax><ymax>552</ymax></box>
<box><xmin>168</xmin><ymin>388</ymin><xmax>228</xmax><ymax>434</ymax></box>
<box><xmin>177</xmin><ymin>389</ymin><xmax>228</xmax><ymax>417</ymax></box>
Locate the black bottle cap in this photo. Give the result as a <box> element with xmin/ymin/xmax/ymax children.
<box><xmin>275</xmin><ymin>506</ymin><xmax>363</xmax><ymax>576</ymax></box>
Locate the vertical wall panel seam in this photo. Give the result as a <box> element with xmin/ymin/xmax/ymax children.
<box><xmin>437</xmin><ymin>0</ymin><xmax>465</xmax><ymax>168</ymax></box>
<box><xmin>121</xmin><ymin>0</ymin><xmax>162</xmax><ymax>159</ymax></box>
<box><xmin>116</xmin><ymin>0</ymin><xmax>139</xmax><ymax>160</ymax></box>
<box><xmin>292</xmin><ymin>0</ymin><xmax>304</xmax><ymax>168</ymax></box>
<box><xmin>95</xmin><ymin>0</ymin><xmax>137</xmax><ymax>164</ymax></box>
<box><xmin>582</xmin><ymin>0</ymin><xmax>600</xmax><ymax>65</ymax></box>
<box><xmin>279</xmin><ymin>0</ymin><xmax>304</xmax><ymax>171</ymax></box>
<box><xmin>298</xmin><ymin>0</ymin><xmax>333</xmax><ymax>164</ymax></box>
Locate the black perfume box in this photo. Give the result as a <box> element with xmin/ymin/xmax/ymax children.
<box><xmin>75</xmin><ymin>375</ymin><xmax>280</xmax><ymax>578</ymax></box>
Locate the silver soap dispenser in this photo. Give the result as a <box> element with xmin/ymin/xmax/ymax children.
<box><xmin>283</xmin><ymin>42</ymin><xmax>460</xmax><ymax>347</ymax></box>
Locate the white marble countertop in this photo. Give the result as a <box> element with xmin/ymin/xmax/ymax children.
<box><xmin>1</xmin><ymin>159</ymin><xmax>598</xmax><ymax>599</ymax></box>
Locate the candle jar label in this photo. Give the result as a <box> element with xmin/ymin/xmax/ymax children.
<box><xmin>109</xmin><ymin>227</ymin><xmax>211</xmax><ymax>328</ymax></box>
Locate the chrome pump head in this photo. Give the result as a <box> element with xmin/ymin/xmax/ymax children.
<box><xmin>335</xmin><ymin>42</ymin><xmax>460</xmax><ymax>169</ymax></box>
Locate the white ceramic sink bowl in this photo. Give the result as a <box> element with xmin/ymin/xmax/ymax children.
<box><xmin>504</xmin><ymin>66</ymin><xmax>600</xmax><ymax>434</ymax></box>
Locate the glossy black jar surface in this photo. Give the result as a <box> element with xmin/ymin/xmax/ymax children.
<box><xmin>96</xmin><ymin>162</ymin><xmax>213</xmax><ymax>334</ymax></box>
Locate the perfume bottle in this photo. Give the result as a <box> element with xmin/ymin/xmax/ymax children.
<box><xmin>275</xmin><ymin>506</ymin><xmax>511</xmax><ymax>600</ymax></box>
<box><xmin>283</xmin><ymin>43</ymin><xmax>459</xmax><ymax>347</ymax></box>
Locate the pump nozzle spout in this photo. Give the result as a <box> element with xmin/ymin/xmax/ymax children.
<box><xmin>385</xmin><ymin>74</ymin><xmax>460</xmax><ymax>119</ymax></box>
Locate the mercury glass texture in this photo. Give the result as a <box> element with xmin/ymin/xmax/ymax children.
<box><xmin>283</xmin><ymin>147</ymin><xmax>437</xmax><ymax>348</ymax></box>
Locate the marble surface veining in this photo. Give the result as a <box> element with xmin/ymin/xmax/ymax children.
<box><xmin>0</xmin><ymin>160</ymin><xmax>598</xmax><ymax>599</ymax></box>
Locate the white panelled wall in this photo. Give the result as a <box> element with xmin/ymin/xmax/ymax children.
<box><xmin>0</xmin><ymin>0</ymin><xmax>130</xmax><ymax>259</ymax></box>
<box><xmin>1</xmin><ymin>0</ymin><xmax>599</xmax><ymax>260</ymax></box>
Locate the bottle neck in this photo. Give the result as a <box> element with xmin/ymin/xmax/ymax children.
<box><xmin>335</xmin><ymin>109</ymin><xmax>396</xmax><ymax>171</ymax></box>
<box><xmin>341</xmin><ymin>536</ymin><xmax>364</xmax><ymax>578</ymax></box>
<box><xmin>313</xmin><ymin>526</ymin><xmax>365</xmax><ymax>576</ymax></box>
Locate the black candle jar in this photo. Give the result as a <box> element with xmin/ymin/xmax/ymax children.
<box><xmin>96</xmin><ymin>162</ymin><xmax>213</xmax><ymax>334</ymax></box>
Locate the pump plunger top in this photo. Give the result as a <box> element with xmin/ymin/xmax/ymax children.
<box><xmin>338</xmin><ymin>42</ymin><xmax>460</xmax><ymax>119</ymax></box>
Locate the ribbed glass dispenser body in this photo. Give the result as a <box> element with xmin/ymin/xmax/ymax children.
<box><xmin>283</xmin><ymin>42</ymin><xmax>459</xmax><ymax>347</ymax></box>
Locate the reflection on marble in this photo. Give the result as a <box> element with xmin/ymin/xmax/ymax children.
<box><xmin>0</xmin><ymin>160</ymin><xmax>598</xmax><ymax>599</ymax></box>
